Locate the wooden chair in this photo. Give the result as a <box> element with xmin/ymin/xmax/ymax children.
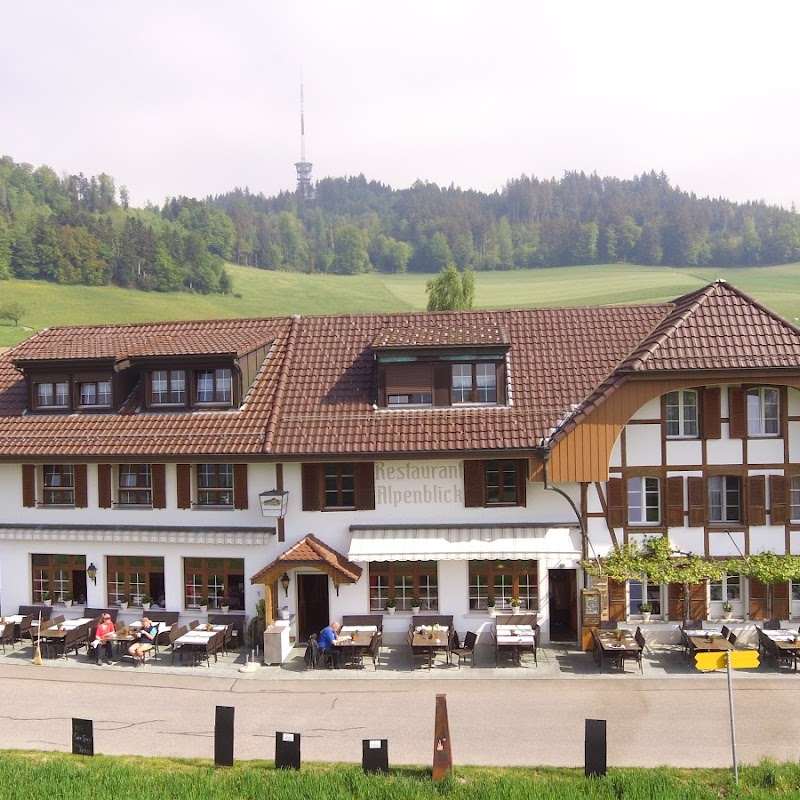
<box><xmin>683</xmin><ymin>620</ymin><xmax>705</xmax><ymax>630</ymax></box>
<box><xmin>363</xmin><ymin>632</ymin><xmax>381</xmax><ymax>670</ymax></box>
<box><xmin>634</xmin><ymin>627</ymin><xmax>646</xmax><ymax>673</ymax></box>
<box><xmin>450</xmin><ymin>630</ymin><xmax>477</xmax><ymax>669</ymax></box>
<box><xmin>721</xmin><ymin>625</ymin><xmax>731</xmax><ymax>640</ymax></box>
<box><xmin>18</xmin><ymin>605</ymin><xmax>52</xmax><ymax>621</ymax></box>
<box><xmin>0</xmin><ymin>621</ymin><xmax>16</xmax><ymax>652</ymax></box>
<box><xmin>599</xmin><ymin>621</ymin><xmax>617</xmax><ymax>630</ymax></box>
<box><xmin>188</xmin><ymin>620</ymin><xmax>200</xmax><ymax>630</ymax></box>
<box><xmin>728</xmin><ymin>631</ymin><xmax>738</xmax><ymax>647</ymax></box>
<box><xmin>17</xmin><ymin>614</ymin><xmax>35</xmax><ymax>647</ymax></box>
<box><xmin>85</xmin><ymin>608</ymin><xmax>118</xmax><ymax>623</ymax></box>
<box><xmin>342</xmin><ymin>614</ymin><xmax>384</xmax><ymax>633</ymax></box>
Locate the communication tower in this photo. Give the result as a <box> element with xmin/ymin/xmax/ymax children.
<box><xmin>295</xmin><ymin>83</ymin><xmax>314</xmax><ymax>201</ymax></box>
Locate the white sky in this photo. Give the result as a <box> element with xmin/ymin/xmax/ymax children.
<box><xmin>2</xmin><ymin>1</ymin><xmax>798</xmax><ymax>209</ymax></box>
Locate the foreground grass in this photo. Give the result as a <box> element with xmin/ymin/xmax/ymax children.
<box><xmin>3</xmin><ymin>752</ymin><xmax>800</xmax><ymax>799</ymax></box>
<box><xmin>2</xmin><ymin>262</ymin><xmax>800</xmax><ymax>348</ymax></box>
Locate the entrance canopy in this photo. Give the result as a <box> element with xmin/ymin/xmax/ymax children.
<box><xmin>250</xmin><ymin>533</ymin><xmax>362</xmax><ymax>586</ymax></box>
<box><xmin>347</xmin><ymin>524</ymin><xmax>581</xmax><ymax>562</ymax></box>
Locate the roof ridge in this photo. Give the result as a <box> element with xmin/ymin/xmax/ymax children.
<box><xmin>262</xmin><ymin>315</ymin><xmax>300</xmax><ymax>453</ymax></box>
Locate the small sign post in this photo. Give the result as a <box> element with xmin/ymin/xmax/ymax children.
<box><xmin>214</xmin><ymin>706</ymin><xmax>235</xmax><ymax>767</ymax></box>
<box><xmin>694</xmin><ymin>648</ymin><xmax>760</xmax><ymax>784</ymax></box>
<box><xmin>584</xmin><ymin>719</ymin><xmax>607</xmax><ymax>777</ymax></box>
<box><xmin>432</xmin><ymin>694</ymin><xmax>453</xmax><ymax>781</ymax></box>
<box><xmin>275</xmin><ymin>731</ymin><xmax>301</xmax><ymax>770</ymax></box>
<box><xmin>362</xmin><ymin>739</ymin><xmax>389</xmax><ymax>774</ymax></box>
<box><xmin>72</xmin><ymin>718</ymin><xmax>94</xmax><ymax>756</ymax></box>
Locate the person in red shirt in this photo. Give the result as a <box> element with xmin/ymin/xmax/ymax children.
<box><xmin>90</xmin><ymin>613</ymin><xmax>116</xmax><ymax>665</ymax></box>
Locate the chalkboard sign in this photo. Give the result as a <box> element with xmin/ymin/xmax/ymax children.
<box><xmin>214</xmin><ymin>706</ymin><xmax>235</xmax><ymax>767</ymax></box>
<box><xmin>362</xmin><ymin>739</ymin><xmax>388</xmax><ymax>774</ymax></box>
<box><xmin>585</xmin><ymin>718</ymin><xmax>607</xmax><ymax>777</ymax></box>
<box><xmin>275</xmin><ymin>731</ymin><xmax>301</xmax><ymax>770</ymax></box>
<box><xmin>72</xmin><ymin>718</ymin><xmax>94</xmax><ymax>756</ymax></box>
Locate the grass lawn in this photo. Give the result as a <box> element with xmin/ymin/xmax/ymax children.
<box><xmin>3</xmin><ymin>752</ymin><xmax>800</xmax><ymax>799</ymax></box>
<box><xmin>1</xmin><ymin>262</ymin><xmax>799</xmax><ymax>348</ymax></box>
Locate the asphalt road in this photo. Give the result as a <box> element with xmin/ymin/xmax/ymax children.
<box><xmin>2</xmin><ymin>663</ymin><xmax>800</xmax><ymax>768</ymax></box>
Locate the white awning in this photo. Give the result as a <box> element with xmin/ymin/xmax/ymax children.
<box><xmin>347</xmin><ymin>525</ymin><xmax>581</xmax><ymax>562</ymax></box>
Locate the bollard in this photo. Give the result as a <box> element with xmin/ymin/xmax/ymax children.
<box><xmin>214</xmin><ymin>706</ymin><xmax>235</xmax><ymax>767</ymax></box>
<box><xmin>585</xmin><ymin>718</ymin><xmax>607</xmax><ymax>777</ymax></box>
<box><xmin>72</xmin><ymin>718</ymin><xmax>94</xmax><ymax>756</ymax></box>
<box><xmin>432</xmin><ymin>694</ymin><xmax>453</xmax><ymax>781</ymax></box>
<box><xmin>362</xmin><ymin>739</ymin><xmax>389</xmax><ymax>774</ymax></box>
<box><xmin>275</xmin><ymin>731</ymin><xmax>301</xmax><ymax>770</ymax></box>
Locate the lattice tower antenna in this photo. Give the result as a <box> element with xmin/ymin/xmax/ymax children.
<box><xmin>295</xmin><ymin>81</ymin><xmax>314</xmax><ymax>200</ymax></box>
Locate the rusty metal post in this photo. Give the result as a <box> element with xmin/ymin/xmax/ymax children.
<box><xmin>432</xmin><ymin>693</ymin><xmax>453</xmax><ymax>780</ymax></box>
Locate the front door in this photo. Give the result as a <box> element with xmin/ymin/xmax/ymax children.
<box><xmin>297</xmin><ymin>573</ymin><xmax>329</xmax><ymax>643</ymax></box>
<box><xmin>549</xmin><ymin>568</ymin><xmax>578</xmax><ymax>642</ymax></box>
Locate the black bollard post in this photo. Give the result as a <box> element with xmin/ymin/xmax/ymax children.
<box><xmin>275</xmin><ymin>731</ymin><xmax>301</xmax><ymax>770</ymax></box>
<box><xmin>214</xmin><ymin>706</ymin><xmax>235</xmax><ymax>767</ymax></box>
<box><xmin>585</xmin><ymin>718</ymin><xmax>607</xmax><ymax>777</ymax></box>
<box><xmin>362</xmin><ymin>739</ymin><xmax>389</xmax><ymax>774</ymax></box>
<box><xmin>72</xmin><ymin>718</ymin><xmax>94</xmax><ymax>756</ymax></box>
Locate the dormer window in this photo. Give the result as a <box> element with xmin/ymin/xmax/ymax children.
<box><xmin>79</xmin><ymin>380</ymin><xmax>112</xmax><ymax>408</ymax></box>
<box><xmin>452</xmin><ymin>363</ymin><xmax>497</xmax><ymax>404</ymax></box>
<box><xmin>151</xmin><ymin>370</ymin><xmax>186</xmax><ymax>405</ymax></box>
<box><xmin>146</xmin><ymin>366</ymin><xmax>236</xmax><ymax>410</ymax></box>
<box><xmin>197</xmin><ymin>369</ymin><xmax>232</xmax><ymax>404</ymax></box>
<box><xmin>36</xmin><ymin>381</ymin><xmax>69</xmax><ymax>409</ymax></box>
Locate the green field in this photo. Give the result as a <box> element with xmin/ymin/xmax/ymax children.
<box><xmin>2</xmin><ymin>752</ymin><xmax>800</xmax><ymax>799</ymax></box>
<box><xmin>2</xmin><ymin>262</ymin><xmax>799</xmax><ymax>348</ymax></box>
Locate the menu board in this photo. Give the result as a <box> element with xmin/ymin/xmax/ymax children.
<box><xmin>72</xmin><ymin>718</ymin><xmax>94</xmax><ymax>756</ymax></box>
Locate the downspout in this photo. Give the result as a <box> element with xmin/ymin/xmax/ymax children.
<box><xmin>536</xmin><ymin>443</ymin><xmax>601</xmax><ymax>588</ymax></box>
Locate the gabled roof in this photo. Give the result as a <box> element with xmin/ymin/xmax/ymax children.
<box><xmin>249</xmin><ymin>534</ymin><xmax>362</xmax><ymax>585</ymax></box>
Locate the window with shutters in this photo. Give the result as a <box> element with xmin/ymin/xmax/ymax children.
<box><xmin>708</xmin><ymin>475</ymin><xmax>742</xmax><ymax>523</ymax></box>
<box><xmin>196</xmin><ymin>464</ymin><xmax>234</xmax><ymax>507</ymax></box>
<box><xmin>42</xmin><ymin>465</ymin><xmax>75</xmax><ymax>506</ymax></box>
<box><xmin>746</xmin><ymin>387</ymin><xmax>779</xmax><ymax>436</ymax></box>
<box><xmin>791</xmin><ymin>476</ymin><xmax>800</xmax><ymax>522</ymax></box>
<box><xmin>369</xmin><ymin>561</ymin><xmax>438</xmax><ymax>611</ymax></box>
<box><xmin>302</xmin><ymin>463</ymin><xmax>375</xmax><ymax>511</ymax></box>
<box><xmin>107</xmin><ymin>556</ymin><xmax>164</xmax><ymax>606</ymax></box>
<box><xmin>627</xmin><ymin>476</ymin><xmax>661</xmax><ymax>525</ymax></box>
<box><xmin>464</xmin><ymin>459</ymin><xmax>526</xmax><ymax>507</ymax></box>
<box><xmin>709</xmin><ymin>573</ymin><xmax>742</xmax><ymax>617</ymax></box>
<box><xmin>183</xmin><ymin>557</ymin><xmax>244</xmax><ymax>610</ymax></box>
<box><xmin>665</xmin><ymin>390</ymin><xmax>699</xmax><ymax>438</ymax></box>
<box><xmin>628</xmin><ymin>580</ymin><xmax>663</xmax><ymax>617</ymax></box>
<box><xmin>118</xmin><ymin>465</ymin><xmax>153</xmax><ymax>506</ymax></box>
<box><xmin>791</xmin><ymin>580</ymin><xmax>800</xmax><ymax>618</ymax></box>
<box><xmin>324</xmin><ymin>463</ymin><xmax>355</xmax><ymax>509</ymax></box>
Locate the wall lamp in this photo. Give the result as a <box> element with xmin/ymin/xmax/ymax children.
<box><xmin>280</xmin><ymin>572</ymin><xmax>290</xmax><ymax>597</ymax></box>
<box><xmin>87</xmin><ymin>562</ymin><xmax>98</xmax><ymax>585</ymax></box>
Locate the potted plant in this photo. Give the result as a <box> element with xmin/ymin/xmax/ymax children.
<box><xmin>140</xmin><ymin>594</ymin><xmax>152</xmax><ymax>611</ymax></box>
<box><xmin>639</xmin><ymin>602</ymin><xmax>653</xmax><ymax>623</ymax></box>
<box><xmin>199</xmin><ymin>596</ymin><xmax>209</xmax><ymax>613</ymax></box>
<box><xmin>62</xmin><ymin>592</ymin><xmax>73</xmax><ymax>608</ymax></box>
<box><xmin>119</xmin><ymin>595</ymin><xmax>129</xmax><ymax>610</ymax></box>
<box><xmin>722</xmin><ymin>601</ymin><xmax>733</xmax><ymax>620</ymax></box>
<box><xmin>385</xmin><ymin>598</ymin><xmax>396</xmax><ymax>615</ymax></box>
<box><xmin>486</xmin><ymin>597</ymin><xmax>496</xmax><ymax>614</ymax></box>
<box><xmin>410</xmin><ymin>597</ymin><xmax>422</xmax><ymax>614</ymax></box>
<box><xmin>42</xmin><ymin>591</ymin><xmax>52</xmax><ymax>607</ymax></box>
<box><xmin>510</xmin><ymin>597</ymin><xmax>521</xmax><ymax>614</ymax></box>
<box><xmin>220</xmin><ymin>597</ymin><xmax>231</xmax><ymax>613</ymax></box>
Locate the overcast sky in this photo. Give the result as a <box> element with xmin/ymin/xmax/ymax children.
<box><xmin>2</xmin><ymin>2</ymin><xmax>798</xmax><ymax>209</ymax></box>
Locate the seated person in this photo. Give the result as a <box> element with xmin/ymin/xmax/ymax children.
<box><xmin>318</xmin><ymin>621</ymin><xmax>342</xmax><ymax>667</ymax></box>
<box><xmin>90</xmin><ymin>613</ymin><xmax>116</xmax><ymax>666</ymax></box>
<box><xmin>127</xmin><ymin>617</ymin><xmax>158</xmax><ymax>667</ymax></box>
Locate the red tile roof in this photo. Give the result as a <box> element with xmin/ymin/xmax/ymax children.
<box><xmin>249</xmin><ymin>534</ymin><xmax>362</xmax><ymax>584</ymax></box>
<box><xmin>0</xmin><ymin>281</ymin><xmax>796</xmax><ymax>459</ymax></box>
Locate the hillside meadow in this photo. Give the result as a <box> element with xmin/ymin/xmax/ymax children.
<box><xmin>1</xmin><ymin>262</ymin><xmax>799</xmax><ymax>348</ymax></box>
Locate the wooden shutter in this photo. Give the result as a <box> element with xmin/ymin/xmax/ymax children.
<box><xmin>74</xmin><ymin>464</ymin><xmax>88</xmax><ymax>508</ymax></box>
<box><xmin>97</xmin><ymin>464</ymin><xmax>112</xmax><ymax>509</ymax></box>
<box><xmin>515</xmin><ymin>459</ymin><xmax>528</xmax><ymax>507</ymax></box>
<box><xmin>301</xmin><ymin>463</ymin><xmax>321</xmax><ymax>511</ymax></box>
<box><xmin>729</xmin><ymin>387</ymin><xmax>747</xmax><ymax>439</ymax></box>
<box><xmin>607</xmin><ymin>579</ymin><xmax>626</xmax><ymax>622</ymax></box>
<box><xmin>607</xmin><ymin>478</ymin><xmax>624</xmax><ymax>528</ymax></box>
<box><xmin>773</xmin><ymin>581</ymin><xmax>790</xmax><ymax>620</ymax></box>
<box><xmin>233</xmin><ymin>464</ymin><xmax>248</xmax><ymax>509</ymax></box>
<box><xmin>687</xmin><ymin>477</ymin><xmax>705</xmax><ymax>527</ymax></box>
<box><xmin>385</xmin><ymin>364</ymin><xmax>432</xmax><ymax>395</ymax></box>
<box><xmin>666</xmin><ymin>476</ymin><xmax>684</xmax><ymax>527</ymax></box>
<box><xmin>433</xmin><ymin>365</ymin><xmax>450</xmax><ymax>407</ymax></box>
<box><xmin>496</xmin><ymin>361</ymin><xmax>507</xmax><ymax>405</ymax></box>
<box><xmin>701</xmin><ymin>387</ymin><xmax>721</xmax><ymax>440</ymax></box>
<box><xmin>748</xmin><ymin>578</ymin><xmax>767</xmax><ymax>620</ymax></box>
<box><xmin>668</xmin><ymin>581</ymin><xmax>707</xmax><ymax>621</ymax></box>
<box><xmin>152</xmin><ymin>464</ymin><xmax>166</xmax><ymax>509</ymax></box>
<box><xmin>747</xmin><ymin>474</ymin><xmax>766</xmax><ymax>526</ymax></box>
<box><xmin>354</xmin><ymin>462</ymin><xmax>375</xmax><ymax>510</ymax></box>
<box><xmin>463</xmin><ymin>460</ymin><xmax>485</xmax><ymax>507</ymax></box>
<box><xmin>22</xmin><ymin>464</ymin><xmax>36</xmax><ymax>507</ymax></box>
<box><xmin>770</xmin><ymin>474</ymin><xmax>788</xmax><ymax>525</ymax></box>
<box><xmin>176</xmin><ymin>464</ymin><xmax>192</xmax><ymax>509</ymax></box>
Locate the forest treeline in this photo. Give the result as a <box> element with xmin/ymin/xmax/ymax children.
<box><xmin>2</xmin><ymin>155</ymin><xmax>800</xmax><ymax>294</ymax></box>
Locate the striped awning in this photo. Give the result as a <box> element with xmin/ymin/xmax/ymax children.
<box><xmin>347</xmin><ymin>524</ymin><xmax>581</xmax><ymax>562</ymax></box>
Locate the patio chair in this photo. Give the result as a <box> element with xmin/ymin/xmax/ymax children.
<box><xmin>599</xmin><ymin>621</ymin><xmax>617</xmax><ymax>630</ymax></box>
<box><xmin>303</xmin><ymin>634</ymin><xmax>321</xmax><ymax>669</ymax></box>
<box><xmin>728</xmin><ymin>632</ymin><xmax>738</xmax><ymax>647</ymax></box>
<box><xmin>721</xmin><ymin>625</ymin><xmax>731</xmax><ymax>640</ymax></box>
<box><xmin>763</xmin><ymin>619</ymin><xmax>782</xmax><ymax>630</ymax></box>
<box><xmin>363</xmin><ymin>632</ymin><xmax>381</xmax><ymax>670</ymax></box>
<box><xmin>188</xmin><ymin>620</ymin><xmax>200</xmax><ymax>630</ymax></box>
<box><xmin>450</xmin><ymin>631</ymin><xmax>477</xmax><ymax>669</ymax></box>
<box><xmin>193</xmin><ymin>631</ymin><xmax>222</xmax><ymax>668</ymax></box>
<box><xmin>0</xmin><ymin>620</ymin><xmax>16</xmax><ymax>653</ymax></box>
<box><xmin>683</xmin><ymin>620</ymin><xmax>705</xmax><ymax>630</ymax></box>
<box><xmin>634</xmin><ymin>627</ymin><xmax>646</xmax><ymax>673</ymax></box>
<box><xmin>17</xmin><ymin>614</ymin><xmax>35</xmax><ymax>647</ymax></box>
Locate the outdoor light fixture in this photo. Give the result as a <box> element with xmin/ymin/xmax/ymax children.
<box><xmin>259</xmin><ymin>489</ymin><xmax>289</xmax><ymax>519</ymax></box>
<box><xmin>280</xmin><ymin>572</ymin><xmax>290</xmax><ymax>597</ymax></box>
<box><xmin>87</xmin><ymin>562</ymin><xmax>97</xmax><ymax>585</ymax></box>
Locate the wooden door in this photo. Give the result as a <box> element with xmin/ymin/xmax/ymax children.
<box><xmin>549</xmin><ymin>568</ymin><xmax>578</xmax><ymax>641</ymax></box>
<box><xmin>297</xmin><ymin>573</ymin><xmax>329</xmax><ymax>643</ymax></box>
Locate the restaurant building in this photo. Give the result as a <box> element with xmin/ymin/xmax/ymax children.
<box><xmin>1</xmin><ymin>281</ymin><xmax>799</xmax><ymax>645</ymax></box>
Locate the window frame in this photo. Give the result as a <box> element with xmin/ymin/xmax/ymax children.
<box><xmin>118</xmin><ymin>464</ymin><xmax>153</xmax><ymax>507</ymax></box>
<box><xmin>791</xmin><ymin>475</ymin><xmax>800</xmax><ymax>523</ymax></box>
<box><xmin>183</xmin><ymin>557</ymin><xmax>245</xmax><ymax>610</ymax></box>
<box><xmin>709</xmin><ymin>573</ymin><xmax>742</xmax><ymax>616</ymax></box>
<box><xmin>628</xmin><ymin>579</ymin><xmax>663</xmax><ymax>618</ymax></box>
<box><xmin>627</xmin><ymin>476</ymin><xmax>661</xmax><ymax>525</ymax></box>
<box><xmin>469</xmin><ymin>560</ymin><xmax>538</xmax><ymax>612</ymax></box>
<box><xmin>452</xmin><ymin>363</ymin><xmax>497</xmax><ymax>405</ymax></box>
<box><xmin>150</xmin><ymin>369</ymin><xmax>187</xmax><ymax>407</ymax></box>
<box><xmin>485</xmin><ymin>459</ymin><xmax>522</xmax><ymax>506</ymax></box>
<box><xmin>31</xmin><ymin>553</ymin><xmax>85</xmax><ymax>603</ymax></box>
<box><xmin>107</xmin><ymin>555</ymin><xmax>165</xmax><ymax>607</ymax></box>
<box><xmin>78</xmin><ymin>379</ymin><xmax>112</xmax><ymax>408</ymax></box>
<box><xmin>42</xmin><ymin>464</ymin><xmax>75</xmax><ymax>506</ymax></box>
<box><xmin>746</xmin><ymin>386</ymin><xmax>780</xmax><ymax>437</ymax></box>
<box><xmin>665</xmin><ymin>389</ymin><xmax>699</xmax><ymax>438</ymax></box>
<box><xmin>34</xmin><ymin>380</ymin><xmax>70</xmax><ymax>410</ymax></box>
<box><xmin>323</xmin><ymin>463</ymin><xmax>356</xmax><ymax>510</ymax></box>
<box><xmin>195</xmin><ymin>368</ymin><xmax>233</xmax><ymax>405</ymax></box>
<box><xmin>196</xmin><ymin>463</ymin><xmax>234</xmax><ymax>507</ymax></box>
<box><xmin>708</xmin><ymin>474</ymin><xmax>742</xmax><ymax>524</ymax></box>
<box><xmin>369</xmin><ymin>561</ymin><xmax>439</xmax><ymax>612</ymax></box>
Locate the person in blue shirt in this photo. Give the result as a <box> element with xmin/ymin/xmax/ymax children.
<box><xmin>318</xmin><ymin>621</ymin><xmax>342</xmax><ymax>667</ymax></box>
<box><xmin>128</xmin><ymin>617</ymin><xmax>158</xmax><ymax>667</ymax></box>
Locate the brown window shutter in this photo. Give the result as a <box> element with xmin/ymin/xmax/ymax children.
<box><xmin>301</xmin><ymin>463</ymin><xmax>321</xmax><ymax>511</ymax></box>
<box><xmin>770</xmin><ymin>474</ymin><xmax>788</xmax><ymax>525</ymax></box>
<box><xmin>748</xmin><ymin>578</ymin><xmax>767</xmax><ymax>620</ymax></box>
<box><xmin>355</xmin><ymin>462</ymin><xmax>376</xmax><ymax>510</ymax></box>
<box><xmin>233</xmin><ymin>464</ymin><xmax>248</xmax><ymax>509</ymax></box>
<box><xmin>773</xmin><ymin>581</ymin><xmax>790</xmax><ymax>620</ymax></box>
<box><xmin>152</xmin><ymin>464</ymin><xmax>166</xmax><ymax>509</ymax></box>
<box><xmin>666</xmin><ymin>476</ymin><xmax>684</xmax><ymax>527</ymax></box>
<box><xmin>176</xmin><ymin>464</ymin><xmax>192</xmax><ymax>509</ymax></box>
<box><xmin>378</xmin><ymin>366</ymin><xmax>386</xmax><ymax>406</ymax></box>
<box><xmin>688</xmin><ymin>581</ymin><xmax>708</xmax><ymax>621</ymax></box>
<box><xmin>729</xmin><ymin>387</ymin><xmax>747</xmax><ymax>439</ymax></box>
<box><xmin>74</xmin><ymin>464</ymin><xmax>88</xmax><ymax>508</ymax></box>
<box><xmin>607</xmin><ymin>478</ymin><xmax>624</xmax><ymax>528</ymax></box>
<box><xmin>97</xmin><ymin>464</ymin><xmax>112</xmax><ymax>509</ymax></box>
<box><xmin>667</xmin><ymin>582</ymin><xmax>681</xmax><ymax>621</ymax></box>
<box><xmin>701</xmin><ymin>387</ymin><xmax>721</xmax><ymax>440</ymax></box>
<box><xmin>433</xmin><ymin>365</ymin><xmax>450</xmax><ymax>407</ymax></box>
<box><xmin>496</xmin><ymin>361</ymin><xmax>506</xmax><ymax>405</ymax></box>
<box><xmin>22</xmin><ymin>464</ymin><xmax>36</xmax><ymax>507</ymax></box>
<box><xmin>385</xmin><ymin>364</ymin><xmax>432</xmax><ymax>395</ymax></box>
<box><xmin>747</xmin><ymin>474</ymin><xmax>766</xmax><ymax>526</ymax></box>
<box><xmin>687</xmin><ymin>477</ymin><xmax>705</xmax><ymax>527</ymax></box>
<box><xmin>607</xmin><ymin>579</ymin><xmax>626</xmax><ymax>622</ymax></box>
<box><xmin>515</xmin><ymin>459</ymin><xmax>527</xmax><ymax>506</ymax></box>
<box><xmin>463</xmin><ymin>460</ymin><xmax>485</xmax><ymax>507</ymax></box>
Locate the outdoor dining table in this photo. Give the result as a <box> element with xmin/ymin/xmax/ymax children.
<box><xmin>595</xmin><ymin>629</ymin><xmax>642</xmax><ymax>673</ymax></box>
<box><xmin>762</xmin><ymin>629</ymin><xmax>800</xmax><ymax>671</ymax></box>
<box><xmin>173</xmin><ymin>628</ymin><xmax>221</xmax><ymax>665</ymax></box>
<box><xmin>494</xmin><ymin>624</ymin><xmax>535</xmax><ymax>667</ymax></box>
<box><xmin>409</xmin><ymin>626</ymin><xmax>450</xmax><ymax>670</ymax></box>
<box><xmin>334</xmin><ymin>626</ymin><xmax>375</xmax><ymax>667</ymax></box>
